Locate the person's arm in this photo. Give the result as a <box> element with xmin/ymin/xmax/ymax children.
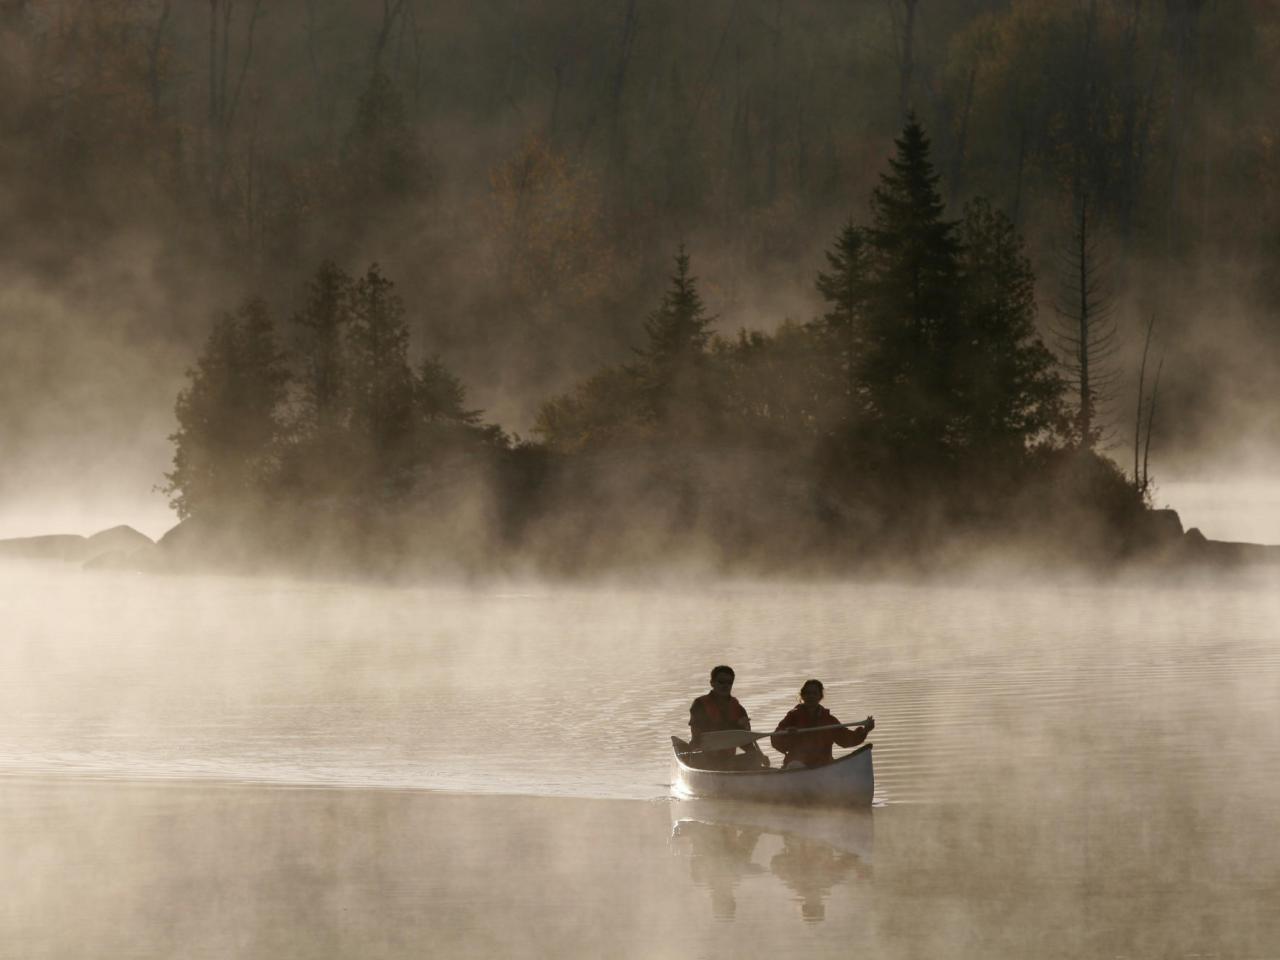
<box><xmin>831</xmin><ymin>714</ymin><xmax>874</xmax><ymax>748</ymax></box>
<box><xmin>689</xmin><ymin>700</ymin><xmax>707</xmax><ymax>744</ymax></box>
<box><xmin>770</xmin><ymin>709</ymin><xmax>797</xmax><ymax>755</ymax></box>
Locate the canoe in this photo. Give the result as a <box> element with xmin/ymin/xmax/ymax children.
<box><xmin>670</xmin><ymin>736</ymin><xmax>874</xmax><ymax>807</ymax></box>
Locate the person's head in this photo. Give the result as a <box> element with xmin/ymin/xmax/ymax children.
<box><xmin>710</xmin><ymin>665</ymin><xmax>735</xmax><ymax>694</ymax></box>
<box><xmin>799</xmin><ymin>679</ymin><xmax>824</xmax><ymax>705</ymax></box>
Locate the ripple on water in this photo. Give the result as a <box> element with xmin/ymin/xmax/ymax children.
<box><xmin>0</xmin><ymin>568</ymin><xmax>1277</xmax><ymax>806</ymax></box>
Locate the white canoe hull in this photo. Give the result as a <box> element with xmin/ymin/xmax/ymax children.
<box><xmin>670</xmin><ymin>737</ymin><xmax>874</xmax><ymax>807</ymax></box>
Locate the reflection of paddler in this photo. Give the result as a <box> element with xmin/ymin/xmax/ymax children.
<box><xmin>670</xmin><ymin>819</ymin><xmax>764</xmax><ymax>920</ymax></box>
<box><xmin>769</xmin><ymin>833</ymin><xmax>867</xmax><ymax>922</ymax></box>
<box><xmin>672</xmin><ymin>799</ymin><xmax>874</xmax><ymax>863</ymax></box>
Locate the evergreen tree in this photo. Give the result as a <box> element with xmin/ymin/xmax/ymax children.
<box><xmin>412</xmin><ymin>355</ymin><xmax>496</xmax><ymax>461</ymax></box>
<box><xmin>292</xmin><ymin>259</ymin><xmax>353</xmax><ymax>438</ymax></box>
<box><xmin>407</xmin><ymin>355</ymin><xmax>506</xmax><ymax>498</ymax></box>
<box><xmin>165</xmin><ymin>297</ymin><xmax>288</xmax><ymax>519</ymax></box>
<box><xmin>955</xmin><ymin>197</ymin><xmax>1066</xmax><ymax>458</ymax></box>
<box><xmin>346</xmin><ymin>264</ymin><xmax>415</xmax><ymax>480</ymax></box>
<box><xmin>341</xmin><ymin>70</ymin><xmax>422</xmax><ymax>224</ymax></box>
<box><xmin>416</xmin><ymin>357</ymin><xmax>481</xmax><ymax>427</ymax></box>
<box><xmin>861</xmin><ymin>117</ymin><xmax>962</xmax><ymax>458</ymax></box>
<box><xmin>282</xmin><ymin>260</ymin><xmax>354</xmax><ymax>496</ymax></box>
<box><xmin>814</xmin><ymin>219</ymin><xmax>870</xmax><ymax>412</ymax></box>
<box><xmin>634</xmin><ymin>244</ymin><xmax>717</xmax><ymax>428</ymax></box>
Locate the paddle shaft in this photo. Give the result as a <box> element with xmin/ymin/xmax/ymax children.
<box><xmin>684</xmin><ymin>717</ymin><xmax>872</xmax><ymax>755</ymax></box>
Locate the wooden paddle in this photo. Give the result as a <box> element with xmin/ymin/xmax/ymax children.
<box><xmin>684</xmin><ymin>717</ymin><xmax>873</xmax><ymax>754</ymax></box>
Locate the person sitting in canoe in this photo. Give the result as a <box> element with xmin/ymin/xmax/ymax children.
<box><xmin>770</xmin><ymin>679</ymin><xmax>874</xmax><ymax>770</ymax></box>
<box><xmin>689</xmin><ymin>665</ymin><xmax>770</xmax><ymax>770</ymax></box>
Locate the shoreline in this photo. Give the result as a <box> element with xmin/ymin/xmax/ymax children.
<box><xmin>4</xmin><ymin>522</ymin><xmax>1279</xmax><ymax>589</ymax></box>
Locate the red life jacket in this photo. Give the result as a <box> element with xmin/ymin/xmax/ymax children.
<box><xmin>770</xmin><ymin>703</ymin><xmax>862</xmax><ymax>767</ymax></box>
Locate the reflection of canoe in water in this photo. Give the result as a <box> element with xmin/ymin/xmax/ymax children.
<box><xmin>670</xmin><ymin>798</ymin><xmax>874</xmax><ymax>861</ymax></box>
<box><xmin>670</xmin><ymin>737</ymin><xmax>874</xmax><ymax>807</ymax></box>
<box><xmin>669</xmin><ymin>798</ymin><xmax>874</xmax><ymax>920</ymax></box>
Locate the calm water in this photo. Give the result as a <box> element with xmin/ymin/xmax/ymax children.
<box><xmin>2</xmin><ymin>561</ymin><xmax>1279</xmax><ymax>957</ymax></box>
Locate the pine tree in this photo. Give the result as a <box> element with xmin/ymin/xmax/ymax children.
<box><xmin>416</xmin><ymin>357</ymin><xmax>481</xmax><ymax>427</ymax></box>
<box><xmin>280</xmin><ymin>260</ymin><xmax>355</xmax><ymax>496</ymax></box>
<box><xmin>165</xmin><ymin>297</ymin><xmax>288</xmax><ymax>519</ymax></box>
<box><xmin>292</xmin><ymin>260</ymin><xmax>353</xmax><ymax>438</ymax></box>
<box><xmin>346</xmin><ymin>264</ymin><xmax>415</xmax><ymax>479</ymax></box>
<box><xmin>341</xmin><ymin>70</ymin><xmax>422</xmax><ymax>229</ymax></box>
<box><xmin>955</xmin><ymin>197</ymin><xmax>1066</xmax><ymax>458</ymax></box>
<box><xmin>634</xmin><ymin>244</ymin><xmax>717</xmax><ymax>428</ymax></box>
<box><xmin>814</xmin><ymin>219</ymin><xmax>870</xmax><ymax>413</ymax></box>
<box><xmin>861</xmin><ymin>117</ymin><xmax>962</xmax><ymax>457</ymax></box>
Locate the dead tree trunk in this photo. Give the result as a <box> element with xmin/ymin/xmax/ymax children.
<box><xmin>890</xmin><ymin>0</ymin><xmax>919</xmax><ymax>121</ymax></box>
<box><xmin>207</xmin><ymin>0</ymin><xmax>263</xmax><ymax>210</ymax></box>
<box><xmin>1134</xmin><ymin>313</ymin><xmax>1155</xmax><ymax>485</ymax></box>
<box><xmin>606</xmin><ymin>0</ymin><xmax>639</xmax><ymax>182</ymax></box>
<box><xmin>1142</xmin><ymin>352</ymin><xmax>1165</xmax><ymax>494</ymax></box>
<box><xmin>1053</xmin><ymin>195</ymin><xmax>1120</xmax><ymax>449</ymax></box>
<box><xmin>146</xmin><ymin>0</ymin><xmax>171</xmax><ymax>122</ymax></box>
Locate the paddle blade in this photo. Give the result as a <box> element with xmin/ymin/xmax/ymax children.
<box><xmin>695</xmin><ymin>728</ymin><xmax>765</xmax><ymax>752</ymax></box>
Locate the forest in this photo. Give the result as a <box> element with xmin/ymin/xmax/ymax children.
<box><xmin>163</xmin><ymin>120</ymin><xmax>1155</xmax><ymax>574</ymax></box>
<box><xmin>2</xmin><ymin>1</ymin><xmax>1275</xmax><ymax>571</ymax></box>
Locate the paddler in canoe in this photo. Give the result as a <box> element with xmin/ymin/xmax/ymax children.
<box><xmin>771</xmin><ymin>679</ymin><xmax>874</xmax><ymax>770</ymax></box>
<box><xmin>688</xmin><ymin>665</ymin><xmax>771</xmax><ymax>770</ymax></box>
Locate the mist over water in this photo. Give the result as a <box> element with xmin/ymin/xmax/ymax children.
<box><xmin>2</xmin><ymin>562</ymin><xmax>1278</xmax><ymax>956</ymax></box>
<box><xmin>1158</xmin><ymin>477</ymin><xmax>1280</xmax><ymax>544</ymax></box>
<box><xmin>4</xmin><ymin>563</ymin><xmax>1277</xmax><ymax>802</ymax></box>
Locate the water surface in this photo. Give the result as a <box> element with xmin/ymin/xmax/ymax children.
<box><xmin>1</xmin><ymin>562</ymin><xmax>1278</xmax><ymax>957</ymax></box>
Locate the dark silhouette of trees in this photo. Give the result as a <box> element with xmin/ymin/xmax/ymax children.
<box><xmin>160</xmin><ymin>110</ymin><xmax>1155</xmax><ymax>572</ymax></box>
<box><xmin>859</xmin><ymin>117</ymin><xmax>962</xmax><ymax>462</ymax></box>
<box><xmin>634</xmin><ymin>244</ymin><xmax>718</xmax><ymax>430</ymax></box>
<box><xmin>342</xmin><ymin>69</ymin><xmax>421</xmax><ymax>216</ymax></box>
<box><xmin>813</xmin><ymin>220</ymin><xmax>870</xmax><ymax>414</ymax></box>
<box><xmin>533</xmin><ymin>366</ymin><xmax>644</xmax><ymax>453</ymax></box>
<box><xmin>283</xmin><ymin>260</ymin><xmax>353</xmax><ymax>495</ymax></box>
<box><xmin>165</xmin><ymin>297</ymin><xmax>288</xmax><ymax>519</ymax></box>
<box><xmin>345</xmin><ymin>264</ymin><xmax>416</xmax><ymax>488</ymax></box>
<box><xmin>415</xmin><ymin>357</ymin><xmax>481</xmax><ymax>427</ymax></box>
<box><xmin>803</xmin><ymin>119</ymin><xmax>1068</xmax><ymax>533</ymax></box>
<box><xmin>292</xmin><ymin>260</ymin><xmax>352</xmax><ymax>435</ymax></box>
<box><xmin>954</xmin><ymin>197</ymin><xmax>1065</xmax><ymax>460</ymax></box>
<box><xmin>172</xmin><ymin>260</ymin><xmax>502</xmax><ymax>535</ymax></box>
<box><xmin>534</xmin><ymin>244</ymin><xmax>719</xmax><ymax>450</ymax></box>
<box><xmin>714</xmin><ymin>322</ymin><xmax>840</xmax><ymax>445</ymax></box>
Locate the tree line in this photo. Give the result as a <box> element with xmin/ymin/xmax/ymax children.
<box><xmin>166</xmin><ymin>121</ymin><xmax>1147</xmax><ymax>574</ymax></box>
<box><xmin>2</xmin><ymin>1</ymin><xmax>1275</xmax><ymax>459</ymax></box>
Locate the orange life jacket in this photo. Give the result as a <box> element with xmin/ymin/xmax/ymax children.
<box><xmin>693</xmin><ymin>693</ymin><xmax>745</xmax><ymax>726</ymax></box>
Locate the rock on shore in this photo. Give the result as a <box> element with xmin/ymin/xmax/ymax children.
<box><xmin>0</xmin><ymin>525</ymin><xmax>155</xmax><ymax>567</ymax></box>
